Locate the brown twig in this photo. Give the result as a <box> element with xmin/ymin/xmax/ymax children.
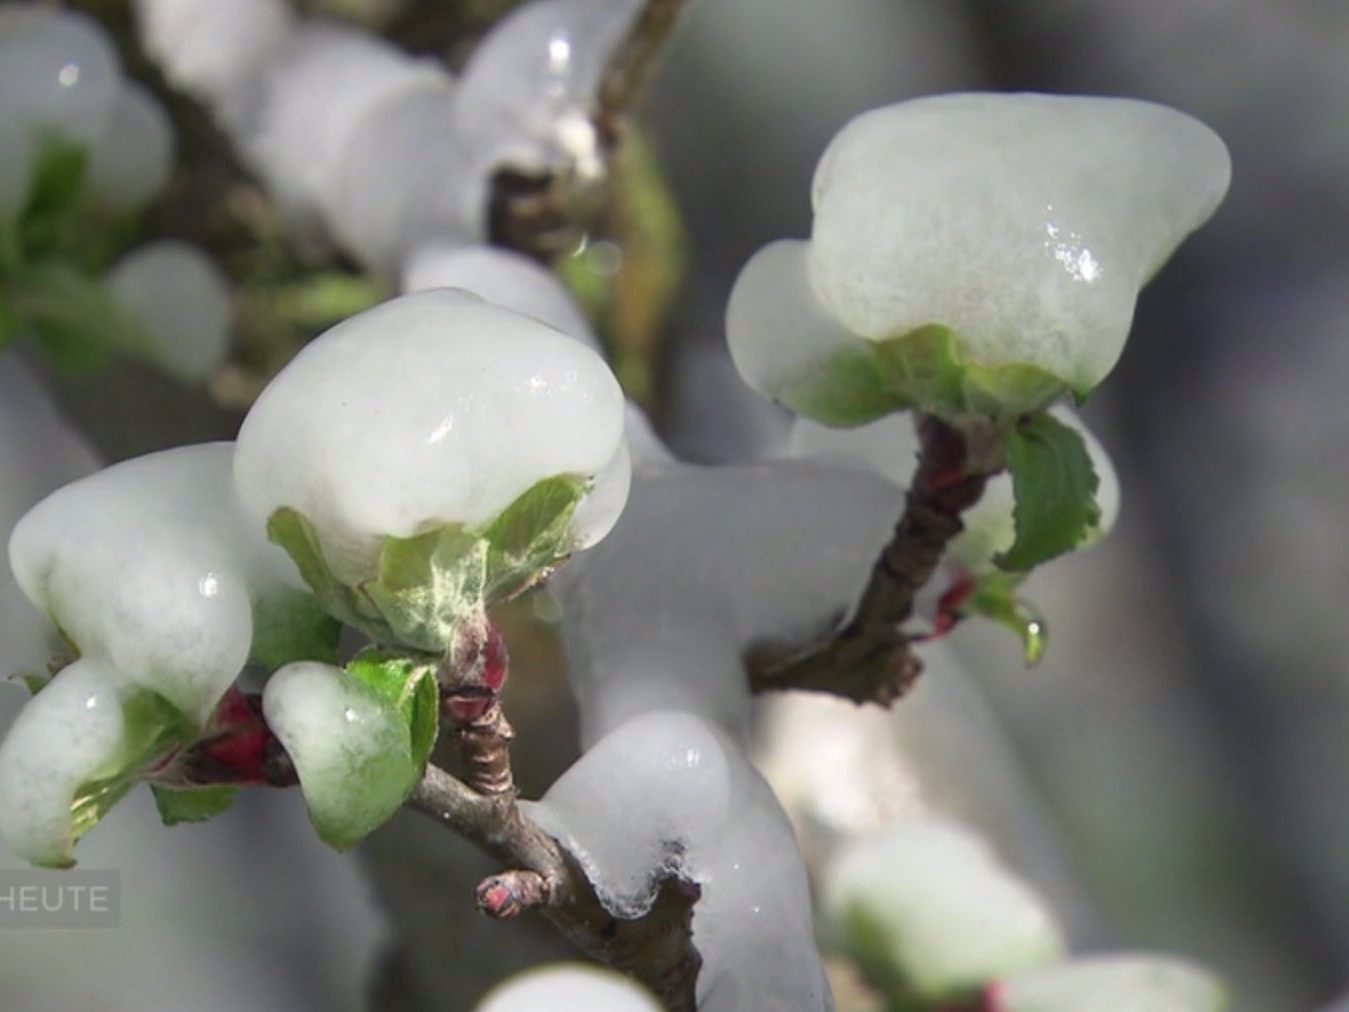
<box><xmin>596</xmin><ymin>0</ymin><xmax>688</xmax><ymax>146</ymax></box>
<box><xmin>747</xmin><ymin>414</ymin><xmax>1005</xmax><ymax>705</ymax></box>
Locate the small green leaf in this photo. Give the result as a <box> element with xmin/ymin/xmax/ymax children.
<box><xmin>7</xmin><ymin>671</ymin><xmax>51</xmax><ymax>696</ymax></box>
<box><xmin>267</xmin><ymin>507</ymin><xmax>385</xmax><ymax>638</ymax></box>
<box><xmin>481</xmin><ymin>473</ymin><xmax>589</xmax><ymax>600</ymax></box>
<box><xmin>270</xmin><ymin>273</ymin><xmax>385</xmax><ymax>330</ymax></box>
<box><xmin>7</xmin><ymin>261</ymin><xmax>143</xmax><ymax>374</ymax></box>
<box><xmin>365</xmin><ymin>525</ymin><xmax>486</xmax><ymax>653</ymax></box>
<box><xmin>346</xmin><ymin>649</ymin><xmax>439</xmax><ymax>769</ymax></box>
<box><xmin>871</xmin><ymin>324</ymin><xmax>966</xmax><ymax>415</ymax></box>
<box><xmin>250</xmin><ymin>588</ymin><xmax>342</xmax><ymax>671</ymax></box>
<box><xmin>961</xmin><ymin>571</ymin><xmax>1048</xmax><ymax>665</ymax></box>
<box><xmin>962</xmin><ymin>360</ymin><xmax>1069</xmax><ymax>418</ymax></box>
<box><xmin>151</xmin><ymin>784</ymin><xmax>239</xmax><ymax>827</ymax></box>
<box><xmin>995</xmin><ymin>412</ymin><xmax>1102</xmax><ymax>573</ymax></box>
<box><xmin>21</xmin><ymin>138</ymin><xmax>88</xmax><ymax>224</ymax></box>
<box><xmin>783</xmin><ymin>344</ymin><xmax>899</xmax><ymax>427</ymax></box>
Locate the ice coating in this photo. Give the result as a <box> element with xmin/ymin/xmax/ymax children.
<box><xmin>245</xmin><ymin>24</ymin><xmax>444</xmax><ymax>224</ymax></box>
<box><xmin>329</xmin><ymin>81</ymin><xmax>481</xmax><ymax>274</ymax></box>
<box><xmin>233</xmin><ymin>289</ymin><xmax>628</xmax><ymax>586</ymax></box>
<box><xmin>809</xmin><ymin>93</ymin><xmax>1231</xmax><ymax>390</ymax></box>
<box><xmin>526</xmin><ymin>711</ymin><xmax>832</xmax><ymax>1011</ymax></box>
<box><xmin>476</xmin><ymin>963</ymin><xmax>661</xmax><ymax>1011</ymax></box>
<box><xmin>0</xmin><ymin>658</ymin><xmax>125</xmax><ymax>867</ymax></box>
<box><xmin>554</xmin><ymin>459</ymin><xmax>898</xmax><ymax>745</ymax></box>
<box><xmin>401</xmin><ymin>240</ymin><xmax>596</xmax><ymax>348</ymax></box>
<box><xmin>104</xmin><ymin>240</ymin><xmax>232</xmax><ymax>381</ymax></box>
<box><xmin>261</xmin><ymin>660</ymin><xmax>409</xmax><ymax>845</ymax></box>
<box><xmin>86</xmin><ymin>81</ymin><xmax>174</xmax><ymax>212</ymax></box>
<box><xmin>0</xmin><ymin>5</ymin><xmax>121</xmax><ymax>146</ymax></box>
<box><xmin>134</xmin><ymin>0</ymin><xmax>294</xmax><ymax>128</ymax></box>
<box><xmin>1000</xmin><ymin>954</ymin><xmax>1227</xmax><ymax>1012</ymax></box>
<box><xmin>8</xmin><ymin>443</ymin><xmax>299</xmax><ymax>724</ymax></box>
<box><xmin>787</xmin><ymin>405</ymin><xmax>1121</xmax><ymax>570</ymax></box>
<box><xmin>824</xmin><ymin>818</ymin><xmax>1065</xmax><ymax>999</ymax></box>
<box><xmin>453</xmin><ymin>0</ymin><xmax>642</xmax><ymax>178</ymax></box>
<box><xmin>725</xmin><ymin>239</ymin><xmax>864</xmax><ymax>416</ymax></box>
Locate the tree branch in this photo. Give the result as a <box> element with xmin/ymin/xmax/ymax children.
<box><xmin>747</xmin><ymin>414</ymin><xmax>1004</xmax><ymax>705</ymax></box>
<box><xmin>596</xmin><ymin>0</ymin><xmax>688</xmax><ymax>146</ymax></box>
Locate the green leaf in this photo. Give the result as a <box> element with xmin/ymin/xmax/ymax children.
<box><xmin>151</xmin><ymin>784</ymin><xmax>239</xmax><ymax>827</ymax></box>
<box><xmin>783</xmin><ymin>344</ymin><xmax>900</xmax><ymax>427</ymax></box>
<box><xmin>995</xmin><ymin>412</ymin><xmax>1102</xmax><ymax>573</ymax></box>
<box><xmin>267</xmin><ymin>507</ymin><xmax>385</xmax><ymax>638</ymax></box>
<box><xmin>7</xmin><ymin>261</ymin><xmax>143</xmax><ymax>374</ymax></box>
<box><xmin>962</xmin><ymin>360</ymin><xmax>1070</xmax><ymax>418</ymax></box>
<box><xmin>270</xmin><ymin>273</ymin><xmax>385</xmax><ymax>330</ymax></box>
<box><xmin>0</xmin><ymin>294</ymin><xmax>18</xmax><ymax>352</ymax></box>
<box><xmin>871</xmin><ymin>324</ymin><xmax>966</xmax><ymax>416</ymax></box>
<box><xmin>249</xmin><ymin>587</ymin><xmax>342</xmax><ymax>671</ymax></box>
<box><xmin>961</xmin><ymin>571</ymin><xmax>1048</xmax><ymax>665</ymax></box>
<box><xmin>21</xmin><ymin>138</ymin><xmax>88</xmax><ymax>224</ymax></box>
<box><xmin>364</xmin><ymin>525</ymin><xmax>486</xmax><ymax>653</ymax></box>
<box><xmin>481</xmin><ymin>473</ymin><xmax>589</xmax><ymax>600</ymax></box>
<box><xmin>346</xmin><ymin>649</ymin><xmax>439</xmax><ymax>769</ymax></box>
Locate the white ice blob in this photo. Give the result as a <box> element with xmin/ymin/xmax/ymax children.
<box><xmin>526</xmin><ymin>711</ymin><xmax>832</xmax><ymax>1011</ymax></box>
<box><xmin>0</xmin><ymin>5</ymin><xmax>121</xmax><ymax>146</ymax></box>
<box><xmin>787</xmin><ymin>405</ymin><xmax>1121</xmax><ymax>571</ymax></box>
<box><xmin>133</xmin><ymin>0</ymin><xmax>295</xmax><ymax>130</ymax></box>
<box><xmin>809</xmin><ymin>93</ymin><xmax>1231</xmax><ymax>390</ymax></box>
<box><xmin>824</xmin><ymin>817</ymin><xmax>1065</xmax><ymax>1000</ymax></box>
<box><xmin>1000</xmin><ymin>954</ymin><xmax>1227</xmax><ymax>1012</ymax></box>
<box><xmin>234</xmin><ymin>289</ymin><xmax>628</xmax><ymax>586</ymax></box>
<box><xmin>0</xmin><ymin>658</ymin><xmax>126</xmax><ymax>867</ymax></box>
<box><xmin>245</xmin><ymin>24</ymin><xmax>444</xmax><ymax>227</ymax></box>
<box><xmin>8</xmin><ymin>443</ymin><xmax>299</xmax><ymax>724</ymax></box>
<box><xmin>476</xmin><ymin>963</ymin><xmax>661</xmax><ymax>1011</ymax></box>
<box><xmin>104</xmin><ymin>240</ymin><xmax>233</xmax><ymax>382</ymax></box>
<box><xmin>453</xmin><ymin>0</ymin><xmax>642</xmax><ymax>180</ymax></box>
<box><xmin>261</xmin><ymin>660</ymin><xmax>410</xmax><ymax>847</ymax></box>
<box><xmin>401</xmin><ymin>240</ymin><xmax>596</xmax><ymax>348</ymax></box>
<box><xmin>86</xmin><ymin>81</ymin><xmax>174</xmax><ymax>212</ymax></box>
<box><xmin>329</xmin><ymin>79</ymin><xmax>481</xmax><ymax>274</ymax></box>
<box><xmin>555</xmin><ymin>458</ymin><xmax>899</xmax><ymax>745</ymax></box>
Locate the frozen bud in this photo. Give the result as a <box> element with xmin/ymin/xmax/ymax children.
<box><xmin>0</xmin><ymin>5</ymin><xmax>121</xmax><ymax>146</ymax></box>
<box><xmin>104</xmin><ymin>240</ymin><xmax>233</xmax><ymax>382</ymax></box>
<box><xmin>8</xmin><ymin>443</ymin><xmax>298</xmax><ymax>724</ymax></box>
<box><xmin>999</xmin><ymin>954</ymin><xmax>1228</xmax><ymax>1012</ymax></box>
<box><xmin>0</xmin><ymin>659</ymin><xmax>125</xmax><ymax>867</ymax></box>
<box><xmin>453</xmin><ymin>0</ymin><xmax>642</xmax><ymax>179</ymax></box>
<box><xmin>401</xmin><ymin>240</ymin><xmax>596</xmax><ymax>348</ymax></box>
<box><xmin>823</xmin><ymin>818</ymin><xmax>1065</xmax><ymax>1000</ymax></box>
<box><xmin>86</xmin><ymin>82</ymin><xmax>174</xmax><ymax>212</ymax></box>
<box><xmin>788</xmin><ymin>405</ymin><xmax>1121</xmax><ymax>570</ymax></box>
<box><xmin>476</xmin><ymin>963</ymin><xmax>661</xmax><ymax>1011</ymax></box>
<box><xmin>134</xmin><ymin>0</ymin><xmax>295</xmax><ymax>129</ymax></box>
<box><xmin>730</xmin><ymin>94</ymin><xmax>1230</xmax><ymax>422</ymax></box>
<box><xmin>262</xmin><ymin>660</ymin><xmax>417</xmax><ymax>849</ymax></box>
<box><xmin>234</xmin><ymin>289</ymin><xmax>628</xmax><ymax>586</ymax></box>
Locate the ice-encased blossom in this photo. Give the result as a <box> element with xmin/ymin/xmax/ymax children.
<box><xmin>729</xmin><ymin>93</ymin><xmax>1231</xmax><ymax>417</ymax></box>
<box><xmin>453</xmin><ymin>0</ymin><xmax>642</xmax><ymax>181</ymax></box>
<box><xmin>8</xmin><ymin>443</ymin><xmax>300</xmax><ymax>724</ymax></box>
<box><xmin>787</xmin><ymin>406</ymin><xmax>1121</xmax><ymax>571</ymax></box>
<box><xmin>526</xmin><ymin>711</ymin><xmax>832</xmax><ymax>1011</ymax></box>
<box><xmin>401</xmin><ymin>240</ymin><xmax>596</xmax><ymax>348</ymax></box>
<box><xmin>85</xmin><ymin>81</ymin><xmax>174</xmax><ymax>212</ymax></box>
<box><xmin>823</xmin><ymin>818</ymin><xmax>1065</xmax><ymax>1000</ymax></box>
<box><xmin>233</xmin><ymin>289</ymin><xmax>629</xmax><ymax>586</ymax></box>
<box><xmin>104</xmin><ymin>240</ymin><xmax>233</xmax><ymax>381</ymax></box>
<box><xmin>1000</xmin><ymin>954</ymin><xmax>1227</xmax><ymax>1012</ymax></box>
<box><xmin>476</xmin><ymin>963</ymin><xmax>661</xmax><ymax>1011</ymax></box>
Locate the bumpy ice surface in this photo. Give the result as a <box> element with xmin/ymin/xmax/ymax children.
<box><xmin>1001</xmin><ymin>954</ymin><xmax>1227</xmax><ymax>1012</ymax></box>
<box><xmin>475</xmin><ymin>963</ymin><xmax>661</xmax><ymax>1011</ymax></box>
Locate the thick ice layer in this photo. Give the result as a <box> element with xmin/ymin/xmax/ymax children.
<box><xmin>476</xmin><ymin>963</ymin><xmax>661</xmax><ymax>1010</ymax></box>
<box><xmin>787</xmin><ymin>405</ymin><xmax>1121</xmax><ymax>570</ymax></box>
<box><xmin>104</xmin><ymin>240</ymin><xmax>232</xmax><ymax>381</ymax></box>
<box><xmin>330</xmin><ymin>80</ymin><xmax>482</xmax><ymax>274</ymax></box>
<box><xmin>8</xmin><ymin>443</ymin><xmax>299</xmax><ymax>723</ymax></box>
<box><xmin>134</xmin><ymin>0</ymin><xmax>294</xmax><ymax>128</ymax></box>
<box><xmin>401</xmin><ymin>241</ymin><xmax>596</xmax><ymax>348</ymax></box>
<box><xmin>526</xmin><ymin>711</ymin><xmax>831</xmax><ymax>1011</ymax></box>
<box><xmin>809</xmin><ymin>93</ymin><xmax>1231</xmax><ymax>390</ymax></box>
<box><xmin>453</xmin><ymin>0</ymin><xmax>642</xmax><ymax>178</ymax></box>
<box><xmin>0</xmin><ymin>5</ymin><xmax>121</xmax><ymax>146</ymax></box>
<box><xmin>1001</xmin><ymin>954</ymin><xmax>1227</xmax><ymax>1012</ymax></box>
<box><xmin>555</xmin><ymin>459</ymin><xmax>898</xmax><ymax>745</ymax></box>
<box><xmin>86</xmin><ymin>81</ymin><xmax>174</xmax><ymax>212</ymax></box>
<box><xmin>0</xmin><ymin>658</ymin><xmax>125</xmax><ymax>866</ymax></box>
<box><xmin>234</xmin><ymin>289</ymin><xmax>628</xmax><ymax>585</ymax></box>
<box><xmin>824</xmin><ymin>818</ymin><xmax>1065</xmax><ymax>999</ymax></box>
<box><xmin>245</xmin><ymin>24</ymin><xmax>443</xmax><ymax>224</ymax></box>
<box><xmin>262</xmin><ymin>661</ymin><xmax>409</xmax><ymax>846</ymax></box>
